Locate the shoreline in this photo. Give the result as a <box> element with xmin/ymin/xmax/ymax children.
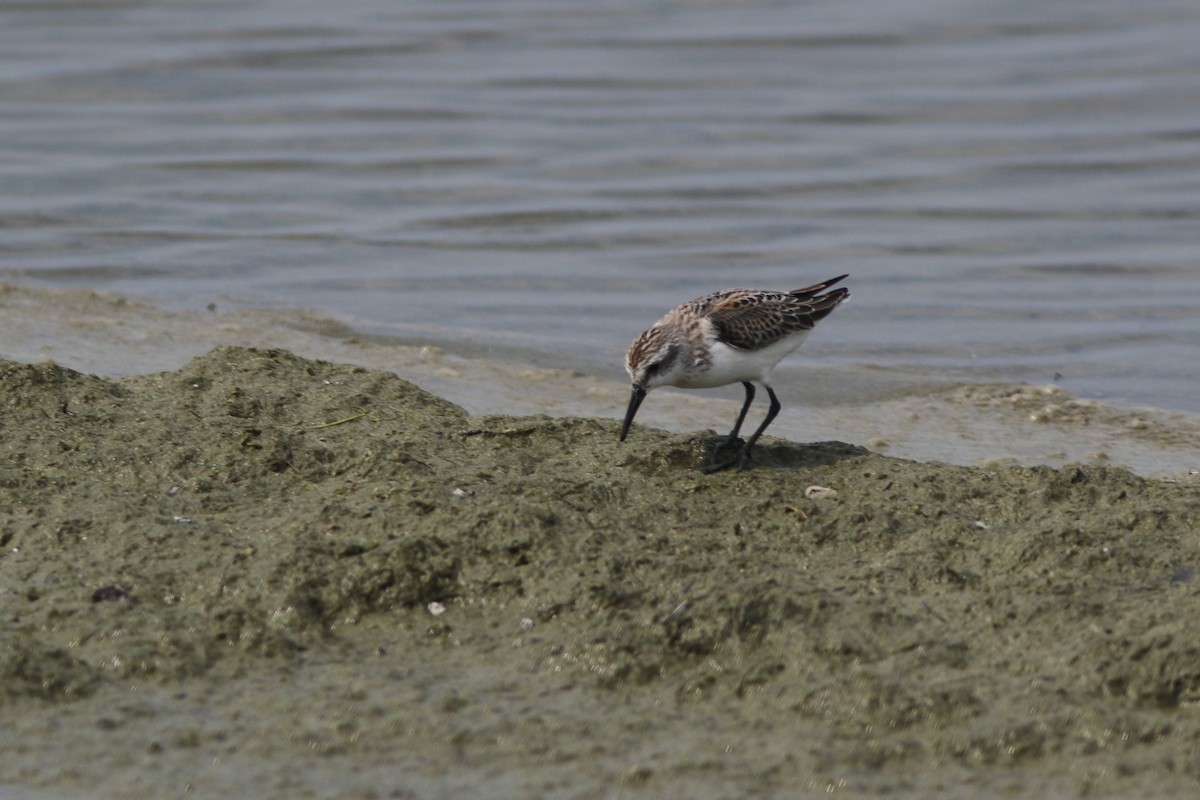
<box><xmin>2</xmin><ymin>281</ymin><xmax>1197</xmax><ymax>479</ymax></box>
<box><xmin>2</xmin><ymin>344</ymin><xmax>1199</xmax><ymax>798</ymax></box>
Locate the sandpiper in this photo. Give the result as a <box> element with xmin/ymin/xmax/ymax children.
<box><xmin>620</xmin><ymin>274</ymin><xmax>849</xmax><ymax>472</ymax></box>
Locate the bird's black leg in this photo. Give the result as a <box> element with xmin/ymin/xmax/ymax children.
<box><xmin>703</xmin><ymin>381</ymin><xmax>755</xmax><ymax>473</ymax></box>
<box><xmin>737</xmin><ymin>386</ymin><xmax>781</xmax><ymax>470</ymax></box>
<box><xmin>722</xmin><ymin>382</ymin><xmax>755</xmax><ymax>444</ymax></box>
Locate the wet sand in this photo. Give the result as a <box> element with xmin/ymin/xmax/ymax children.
<box><xmin>3</xmin><ymin>345</ymin><xmax>1199</xmax><ymax>799</ymax></box>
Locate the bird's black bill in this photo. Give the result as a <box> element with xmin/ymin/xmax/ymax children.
<box><xmin>619</xmin><ymin>385</ymin><xmax>647</xmax><ymax>442</ymax></box>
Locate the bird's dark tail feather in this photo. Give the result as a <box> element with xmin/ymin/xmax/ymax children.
<box><xmin>789</xmin><ymin>274</ymin><xmax>848</xmax><ymax>299</ymax></box>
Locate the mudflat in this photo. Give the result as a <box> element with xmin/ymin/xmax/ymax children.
<box><xmin>2</xmin><ymin>347</ymin><xmax>1198</xmax><ymax>799</ymax></box>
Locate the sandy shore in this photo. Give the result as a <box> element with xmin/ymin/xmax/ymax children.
<box><xmin>3</xmin><ymin>345</ymin><xmax>1199</xmax><ymax>799</ymax></box>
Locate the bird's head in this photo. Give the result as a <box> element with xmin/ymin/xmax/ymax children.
<box><xmin>625</xmin><ymin>326</ymin><xmax>688</xmax><ymax>392</ymax></box>
<box><xmin>620</xmin><ymin>326</ymin><xmax>687</xmax><ymax>441</ymax></box>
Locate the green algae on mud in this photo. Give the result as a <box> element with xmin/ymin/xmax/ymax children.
<box><xmin>2</xmin><ymin>346</ymin><xmax>1200</xmax><ymax>798</ymax></box>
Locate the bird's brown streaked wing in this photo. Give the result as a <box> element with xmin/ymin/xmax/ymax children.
<box><xmin>707</xmin><ymin>292</ymin><xmax>809</xmax><ymax>351</ymax></box>
<box><xmin>708</xmin><ymin>287</ymin><xmax>850</xmax><ymax>351</ymax></box>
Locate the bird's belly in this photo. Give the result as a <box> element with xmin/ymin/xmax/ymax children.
<box><xmin>675</xmin><ymin>334</ymin><xmax>810</xmax><ymax>389</ymax></box>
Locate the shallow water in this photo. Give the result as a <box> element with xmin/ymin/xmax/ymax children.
<box><xmin>2</xmin><ymin>0</ymin><xmax>1199</xmax><ymax>414</ymax></box>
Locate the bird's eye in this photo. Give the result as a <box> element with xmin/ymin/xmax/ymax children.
<box><xmin>644</xmin><ymin>346</ymin><xmax>680</xmax><ymax>378</ymax></box>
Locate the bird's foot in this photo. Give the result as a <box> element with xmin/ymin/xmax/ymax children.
<box><xmin>703</xmin><ymin>437</ymin><xmax>750</xmax><ymax>473</ymax></box>
<box><xmin>710</xmin><ymin>435</ymin><xmax>745</xmax><ymax>457</ymax></box>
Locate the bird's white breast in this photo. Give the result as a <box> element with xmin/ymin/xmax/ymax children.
<box><xmin>675</xmin><ymin>328</ymin><xmax>811</xmax><ymax>389</ymax></box>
